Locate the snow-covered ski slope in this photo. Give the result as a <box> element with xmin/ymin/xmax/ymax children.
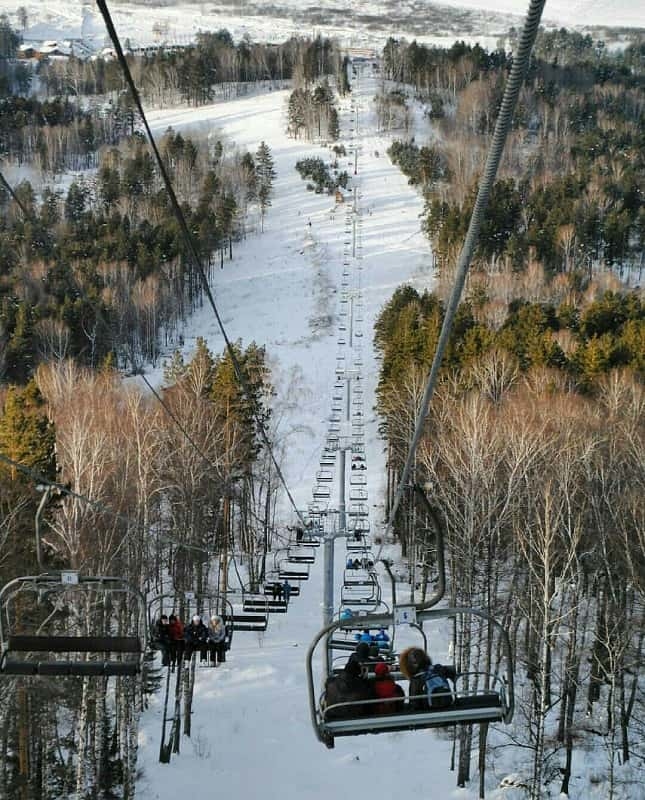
<box><xmin>143</xmin><ymin>78</ymin><xmax>432</xmax><ymax>511</ymax></box>
<box><xmin>135</xmin><ymin>70</ymin><xmax>483</xmax><ymax>800</ymax></box>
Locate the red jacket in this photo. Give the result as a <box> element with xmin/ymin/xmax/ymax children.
<box><xmin>373</xmin><ymin>662</ymin><xmax>404</xmax><ymax>713</ymax></box>
<box><xmin>169</xmin><ymin>619</ymin><xmax>184</xmax><ymax>641</ymax></box>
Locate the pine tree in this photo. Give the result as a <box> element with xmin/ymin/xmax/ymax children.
<box><xmin>255</xmin><ymin>142</ymin><xmax>276</xmax><ymax>233</ymax></box>
<box><xmin>0</xmin><ymin>380</ymin><xmax>57</xmax><ymax>485</ymax></box>
<box><xmin>163</xmin><ymin>349</ymin><xmax>186</xmax><ymax>386</ymax></box>
<box><xmin>5</xmin><ymin>302</ymin><xmax>35</xmax><ymax>383</ymax></box>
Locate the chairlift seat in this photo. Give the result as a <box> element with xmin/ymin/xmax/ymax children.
<box><xmin>6</xmin><ymin>635</ymin><xmax>141</xmax><ymax>653</ymax></box>
<box><xmin>321</xmin><ymin>692</ymin><xmax>504</xmax><ymax>739</ymax></box>
<box><xmin>343</xmin><ymin>572</ymin><xmax>375</xmax><ymax>586</ymax></box>
<box><xmin>1</xmin><ymin>635</ymin><xmax>143</xmax><ymax>677</ymax></box>
<box><xmin>263</xmin><ymin>584</ymin><xmax>300</xmax><ymax>596</ymax></box>
<box><xmin>288</xmin><ymin>552</ymin><xmax>316</xmax><ymax>564</ymax></box>
<box><xmin>1</xmin><ymin>659</ymin><xmax>140</xmax><ymax>677</ymax></box>
<box><xmin>278</xmin><ymin>569</ymin><xmax>309</xmax><ymax>581</ymax></box>
<box><xmin>244</xmin><ymin>599</ymin><xmax>287</xmax><ymax>614</ymax></box>
<box><xmin>299</xmin><ymin>536</ymin><xmax>321</xmax><ymax>547</ymax></box>
<box><xmin>230</xmin><ymin>614</ymin><xmax>268</xmax><ymax>632</ymax></box>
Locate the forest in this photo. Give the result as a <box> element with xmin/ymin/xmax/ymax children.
<box><xmin>0</xmin><ymin>24</ymin><xmax>336</xmax><ymax>381</ymax></box>
<box><xmin>0</xmin><ymin>337</ymin><xmax>282</xmax><ymax>797</ymax></box>
<box><xmin>375</xmin><ymin>29</ymin><xmax>644</xmax><ymax>798</ymax></box>
<box><xmin>0</xmin><ymin>10</ymin><xmax>642</xmax><ymax>798</ymax></box>
<box><xmin>0</xmin><ymin>23</ymin><xmax>339</xmax><ymax>796</ymax></box>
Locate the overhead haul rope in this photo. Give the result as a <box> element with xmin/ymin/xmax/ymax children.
<box><xmin>0</xmin><ymin>450</ymin><xmax>225</xmax><ymax>560</ymax></box>
<box><xmin>95</xmin><ymin>0</ymin><xmax>305</xmax><ymax>527</ymax></box>
<box><xmin>386</xmin><ymin>0</ymin><xmax>547</xmax><ymax>531</ymax></box>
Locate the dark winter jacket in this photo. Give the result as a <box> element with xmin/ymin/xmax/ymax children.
<box><xmin>184</xmin><ymin>621</ymin><xmax>209</xmax><ymax>645</ymax></box>
<box><xmin>155</xmin><ymin>619</ymin><xmax>171</xmax><ymax>645</ymax></box>
<box><xmin>324</xmin><ymin>656</ymin><xmax>376</xmax><ymax>720</ymax></box>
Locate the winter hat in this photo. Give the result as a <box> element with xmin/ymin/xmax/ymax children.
<box><xmin>374</xmin><ymin>661</ymin><xmax>390</xmax><ymax>678</ymax></box>
<box><xmin>355</xmin><ymin>642</ymin><xmax>371</xmax><ymax>661</ymax></box>
<box><xmin>192</xmin><ymin>615</ymin><xmax>201</xmax><ymax>624</ymax></box>
<box><xmin>399</xmin><ymin>647</ymin><xmax>431</xmax><ymax>679</ymax></box>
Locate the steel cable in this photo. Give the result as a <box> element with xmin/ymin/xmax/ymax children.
<box><xmin>386</xmin><ymin>0</ymin><xmax>547</xmax><ymax>530</ymax></box>
<box><xmin>95</xmin><ymin>0</ymin><xmax>305</xmax><ymax>526</ymax></box>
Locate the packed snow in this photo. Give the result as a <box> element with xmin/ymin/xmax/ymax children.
<box><xmin>133</xmin><ymin>67</ymin><xmax>485</xmax><ymax>800</ymax></box>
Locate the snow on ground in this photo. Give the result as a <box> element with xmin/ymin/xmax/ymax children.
<box><xmin>133</xmin><ymin>66</ymin><xmax>490</xmax><ymax>800</ymax></box>
<box><xmin>143</xmin><ymin>80</ymin><xmax>433</xmax><ymax>512</ymax></box>
<box><xmin>3</xmin><ymin>1</ymin><xmax>643</xmax><ymax>61</ymax></box>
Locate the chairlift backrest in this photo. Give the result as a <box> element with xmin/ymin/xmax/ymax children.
<box><xmin>0</xmin><ymin>574</ymin><xmax>147</xmax><ymax>678</ymax></box>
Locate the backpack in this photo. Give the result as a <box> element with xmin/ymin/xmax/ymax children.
<box><xmin>425</xmin><ymin>666</ymin><xmax>454</xmax><ymax>708</ymax></box>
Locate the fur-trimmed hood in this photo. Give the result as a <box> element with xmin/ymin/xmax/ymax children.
<box><xmin>399</xmin><ymin>647</ymin><xmax>431</xmax><ymax>679</ymax></box>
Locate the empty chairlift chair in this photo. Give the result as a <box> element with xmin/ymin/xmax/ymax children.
<box><xmin>0</xmin><ymin>574</ymin><xmax>147</xmax><ymax>677</ymax></box>
<box><xmin>278</xmin><ymin>559</ymin><xmax>311</xmax><ymax>582</ymax></box>
<box><xmin>229</xmin><ymin>592</ymin><xmax>269</xmax><ymax>632</ymax></box>
<box><xmin>313</xmin><ymin>484</ymin><xmax>331</xmax><ymax>501</ymax></box>
<box><xmin>0</xmin><ymin>492</ymin><xmax>146</xmax><ymax>677</ymax></box>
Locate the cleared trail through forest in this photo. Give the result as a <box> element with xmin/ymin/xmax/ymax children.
<box><xmin>136</xmin><ymin>66</ymin><xmax>443</xmax><ymax>800</ymax></box>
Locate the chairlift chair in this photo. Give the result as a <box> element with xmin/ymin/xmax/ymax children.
<box><xmin>0</xmin><ymin>492</ymin><xmax>147</xmax><ymax>677</ymax></box>
<box><xmin>0</xmin><ymin>574</ymin><xmax>147</xmax><ymax>677</ymax></box>
<box><xmin>287</xmin><ymin>546</ymin><xmax>316</xmax><ymax>564</ymax></box>
<box><xmin>230</xmin><ymin>609</ymin><xmax>269</xmax><ymax>632</ymax></box>
<box><xmin>308</xmin><ymin>607</ymin><xmax>514</xmax><ymax>748</ymax></box>
<box><xmin>343</xmin><ymin>569</ymin><xmax>375</xmax><ymax>587</ymax></box>
<box><xmin>307</xmin><ymin>501</ymin><xmax>329</xmax><ymax>517</ymax></box>
<box><xmin>348</xmin><ymin>504</ymin><xmax>369</xmax><ymax>518</ymax></box>
<box><xmin>340</xmin><ymin>579</ymin><xmax>380</xmax><ymax>605</ymax></box>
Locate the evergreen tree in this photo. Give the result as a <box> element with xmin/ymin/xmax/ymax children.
<box><xmin>0</xmin><ymin>380</ymin><xmax>56</xmax><ymax>485</ymax></box>
<box><xmin>4</xmin><ymin>302</ymin><xmax>35</xmax><ymax>383</ymax></box>
<box><xmin>255</xmin><ymin>141</ymin><xmax>276</xmax><ymax>232</ymax></box>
